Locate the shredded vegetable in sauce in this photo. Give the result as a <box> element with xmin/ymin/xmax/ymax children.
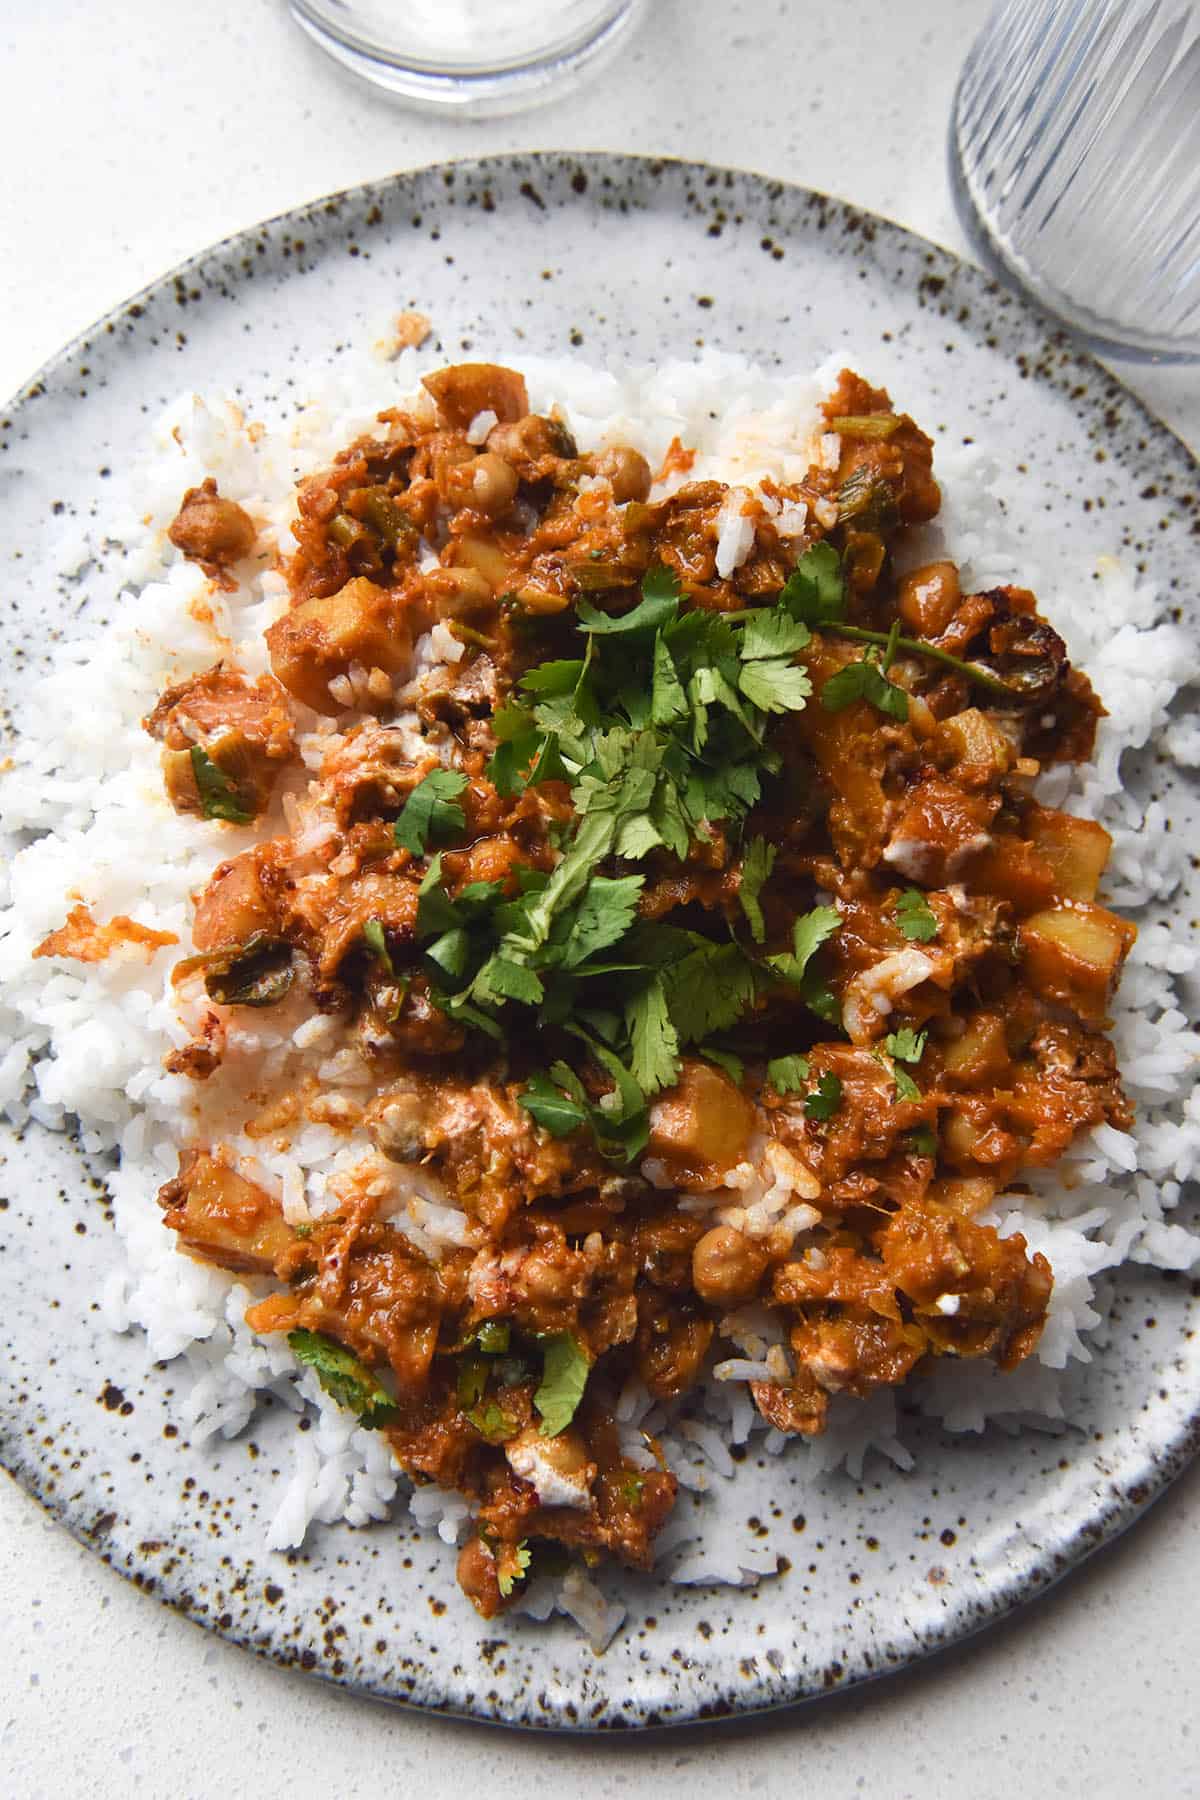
<box><xmin>149</xmin><ymin>364</ymin><xmax>1134</xmax><ymax>1618</ymax></box>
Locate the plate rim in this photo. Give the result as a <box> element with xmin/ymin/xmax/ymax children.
<box><xmin>2</xmin><ymin>148</ymin><xmax>1198</xmax><ymax>1731</ymax></box>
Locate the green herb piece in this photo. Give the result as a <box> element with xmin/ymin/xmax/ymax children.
<box><xmin>555</xmin><ymin>874</ymin><xmax>644</xmax><ymax>970</ymax></box>
<box><xmin>803</xmin><ymin>976</ymin><xmax>841</xmax><ymax>1024</ymax></box>
<box><xmin>473</xmin><ymin>954</ymin><xmax>545</xmax><ymax>1006</ymax></box>
<box><xmin>767</xmin><ymin>1054</ymin><xmax>810</xmax><ymax>1095</ymax></box>
<box><xmin>203</xmin><ymin>935</ymin><xmax>294</xmax><ymax>1008</ymax></box>
<box><xmin>885</xmin><ymin>1027</ymin><xmax>927</xmax><ymax>1064</ymax></box>
<box><xmin>518</xmin><ymin>1071</ymin><xmax>589</xmax><ymax>1138</ymax></box>
<box><xmin>767</xmin><ymin>904</ymin><xmax>842</xmax><ymax>986</ymax></box>
<box><xmin>626</xmin><ymin>975</ymin><xmax>680</xmax><ymax>1095</ymax></box>
<box><xmin>820</xmin><ymin>622</ymin><xmax>1019</xmax><ymax>700</ymax></box>
<box><xmin>650</xmin><ymin>631</ymin><xmax>689</xmax><ymax>727</ymax></box>
<box><xmin>738</xmin><ymin>837</ymin><xmax>777</xmax><ymax>945</ymax></box>
<box><xmin>535</xmin><ymin>1332</ymin><xmax>591</xmax><ymax>1438</ymax></box>
<box><xmin>805</xmin><ymin>1072</ymin><xmax>843</xmax><ymax>1122</ymax></box>
<box><xmin>190</xmin><ymin>745</ymin><xmax>252</xmax><ymax>825</ymax></box>
<box><xmin>576</xmin><ymin>564</ymin><xmax>680</xmax><ymax>636</ymax></box>
<box><xmin>497</xmin><ymin>1541</ymin><xmax>532</xmax><ymax>1598</ymax></box>
<box><xmin>287</xmin><ymin>1329</ymin><xmax>397</xmax><ymax>1428</ymax></box>
<box><xmin>425</xmin><ymin>926</ymin><xmax>472</xmax><ymax>982</ymax></box>
<box><xmin>361</xmin><ymin>918</ymin><xmax>393</xmax><ymax>974</ymax></box>
<box><xmin>895</xmin><ymin>888</ymin><xmax>938</xmax><ymax>943</ymax></box>
<box><xmin>457</xmin><ymin>1352</ymin><xmax>489</xmax><ymax>1409</ymax></box>
<box><xmin>468</xmin><ymin>1401</ymin><xmax>520</xmax><ymax>1444</ymax></box>
<box><xmin>393</xmin><ymin>768</ymin><xmax>468</xmax><ymax>855</ymax></box>
<box><xmin>820</xmin><ymin>653</ymin><xmax>909</xmax><ymax>721</ymax></box>
<box><xmin>698</xmin><ymin>1043</ymin><xmax>745</xmax><ymax>1084</ymax></box>
<box><xmin>615</xmin><ymin>1472</ymin><xmax>647</xmax><ymax>1508</ymax></box>
<box><xmin>737</xmin><ymin>657</ymin><xmax>813</xmax><ymax>715</ymax></box>
<box><xmin>662</xmin><ymin>941</ymin><xmax>760</xmax><ymax>1046</ymax></box>
<box><xmin>737</xmin><ymin>609</ymin><xmax>813</xmax><ymax>661</ymax></box>
<box><xmin>892</xmin><ymin>1064</ymin><xmax>921</xmax><ymax>1103</ymax></box>
<box><xmin>908</xmin><ymin>1125</ymin><xmax>938</xmax><ymax>1156</ymax></box>
<box><xmin>475</xmin><ymin>1319</ymin><xmax>511</xmax><ymax>1355</ymax></box>
<box><xmin>779</xmin><ymin>541</ymin><xmax>845</xmax><ymax>625</ymax></box>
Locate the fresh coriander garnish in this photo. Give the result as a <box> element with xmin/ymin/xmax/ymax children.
<box><xmin>767</xmin><ymin>904</ymin><xmax>842</xmax><ymax>986</ymax></box>
<box><xmin>884</xmin><ymin>1027</ymin><xmax>927</xmax><ymax>1063</ymax></box>
<box><xmin>908</xmin><ymin>1125</ymin><xmax>938</xmax><ymax>1156</ymax></box>
<box><xmin>805</xmin><ymin>1071</ymin><xmax>843</xmax><ymax>1122</ymax></box>
<box><xmin>892</xmin><ymin>1063</ymin><xmax>921</xmax><ymax>1102</ymax></box>
<box><xmin>737</xmin><ymin>837</ymin><xmax>777</xmax><ymax>945</ymax></box>
<box><xmin>361</xmin><ymin>918</ymin><xmax>393</xmax><ymax>973</ymax></box>
<box><xmin>393</xmin><ymin>768</ymin><xmax>468</xmax><ymax>855</ymax></box>
<box><xmin>534</xmin><ymin>1331</ymin><xmax>590</xmax><ymax>1438</ymax></box>
<box><xmin>497</xmin><ymin>1542</ymin><xmax>532</xmax><ymax>1598</ymax></box>
<box><xmin>820</xmin><ymin>647</ymin><xmax>909</xmax><ymax>721</ymax></box>
<box><xmin>895</xmin><ymin>888</ymin><xmax>938</xmax><ymax>943</ymax></box>
<box><xmin>767</xmin><ymin>1054</ymin><xmax>810</xmax><ymax>1095</ymax></box>
<box><xmin>288</xmin><ymin>1329</ymin><xmax>397</xmax><ymax>1428</ymax></box>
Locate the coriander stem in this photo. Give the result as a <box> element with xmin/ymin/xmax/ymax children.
<box><xmin>822</xmin><ymin>624</ymin><xmax>1016</xmax><ymax>699</ymax></box>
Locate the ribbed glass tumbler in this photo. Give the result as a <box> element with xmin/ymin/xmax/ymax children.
<box><xmin>951</xmin><ymin>0</ymin><xmax>1200</xmax><ymax>361</ymax></box>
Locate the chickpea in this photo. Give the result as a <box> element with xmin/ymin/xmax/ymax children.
<box><xmin>691</xmin><ymin>1225</ymin><xmax>769</xmax><ymax>1306</ymax></box>
<box><xmin>486</xmin><ymin>412</ymin><xmax>575</xmax><ymax>467</ymax></box>
<box><xmin>897</xmin><ymin>560</ymin><xmax>961</xmax><ymax>638</ymax></box>
<box><xmin>445</xmin><ymin>451</ymin><xmax>518</xmax><ymax>518</ymax></box>
<box><xmin>592</xmin><ymin>445</ymin><xmax>652</xmax><ymax>504</ymax></box>
<box><xmin>425</xmin><ymin>565</ymin><xmax>494</xmax><ymax>619</ymax></box>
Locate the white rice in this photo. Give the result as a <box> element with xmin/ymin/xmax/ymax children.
<box><xmin>2</xmin><ymin>341</ymin><xmax>1198</xmax><ymax>1625</ymax></box>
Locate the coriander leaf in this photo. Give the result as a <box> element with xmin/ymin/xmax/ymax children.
<box><xmin>737</xmin><ymin>657</ymin><xmax>813</xmax><ymax>715</ymax></box>
<box><xmin>437</xmin><ymin>990</ymin><xmax>505</xmax><ymax>1039</ymax></box>
<box><xmin>190</xmin><ymin>746</ymin><xmax>251</xmax><ymax>825</ymax></box>
<box><xmin>424</xmin><ymin>926</ymin><xmax>472</xmax><ymax>982</ymax></box>
<box><xmin>520</xmin><ymin>659</ymin><xmax>587</xmax><ymax>696</ymax></box>
<box><xmin>866</xmin><ymin>664</ymin><xmax>910</xmax><ymax>721</ymax></box>
<box><xmin>908</xmin><ymin>1125</ymin><xmax>938</xmax><ymax>1156</ymax></box>
<box><xmin>767</xmin><ymin>1054</ymin><xmax>810</xmax><ymax>1095</ymax></box>
<box><xmin>780</xmin><ymin>541</ymin><xmax>845</xmax><ymax>625</ymax></box>
<box><xmin>895</xmin><ymin>888</ymin><xmax>938</xmax><ymax>943</ymax></box>
<box><xmin>492</xmin><ymin>699</ymin><xmax>536</xmax><ymax>742</ymax></box>
<box><xmin>468</xmin><ymin>1400</ymin><xmax>520</xmax><ymax>1443</ymax></box>
<box><xmin>505</xmin><ymin>811</ymin><xmax>616</xmax><ymax>957</ymax></box>
<box><xmin>535</xmin><ymin>1331</ymin><xmax>591</xmax><ymax>1438</ymax></box>
<box><xmin>393</xmin><ymin>768</ymin><xmax>468</xmax><ymax>855</ymax></box>
<box><xmin>556</xmin><ymin>874</ymin><xmax>644</xmax><ymax>971</ymax></box>
<box><xmin>738</xmin><ymin>610</ymin><xmax>812</xmax><ymax>660</ymax></box>
<box><xmin>663</xmin><ymin>941</ymin><xmax>759</xmax><ymax>1045</ymax></box>
<box><xmin>892</xmin><ymin>1063</ymin><xmax>921</xmax><ymax>1102</ymax></box>
<box><xmin>518</xmin><ymin>1071</ymin><xmax>589</xmax><ymax>1137</ymax></box>
<box><xmin>616</xmin><ymin>1472</ymin><xmax>647</xmax><ymax>1507</ymax></box>
<box><xmin>738</xmin><ymin>836</ymin><xmax>777</xmax><ymax>944</ymax></box>
<box><xmin>642</xmin><ymin>562</ymin><xmax>683</xmax><ymax>604</ymax></box>
<box><xmin>497</xmin><ymin>1542</ymin><xmax>532</xmax><ymax>1599</ymax></box>
<box><xmin>820</xmin><ymin>656</ymin><xmax>909</xmax><ymax>721</ymax></box>
<box><xmin>698</xmin><ymin>1044</ymin><xmax>745</xmax><ymax>1084</ymax></box>
<box><xmin>414</xmin><ymin>855</ymin><xmax>462</xmax><ymax>940</ymax></box>
<box><xmin>613</xmin><ymin>812</ymin><xmax>664</xmax><ymax>859</ymax></box>
<box><xmin>548</xmin><ymin>1059</ymin><xmax>588</xmax><ymax>1103</ymax></box>
<box><xmin>651</xmin><ymin>631</ymin><xmax>689</xmax><ymax>727</ymax></box>
<box><xmin>361</xmin><ymin>918</ymin><xmax>393</xmax><ymax>973</ymax></box>
<box><xmin>626</xmin><ymin>976</ymin><xmax>680</xmax><ymax>1095</ymax></box>
<box><xmin>288</xmin><ymin>1329</ymin><xmax>397</xmax><ymax>1428</ymax></box>
<box><xmin>576</xmin><ymin>588</ymin><xmax>678</xmax><ymax>636</ymax></box>
<box><xmin>474</xmin><ymin>954</ymin><xmax>545</xmax><ymax>1006</ymax></box>
<box><xmin>803</xmin><ymin>975</ymin><xmax>841</xmax><ymax>1024</ymax></box>
<box><xmin>767</xmin><ymin>904</ymin><xmax>841</xmax><ymax>986</ymax></box>
<box><xmin>792</xmin><ymin>904</ymin><xmax>842</xmax><ymax>974</ymax></box>
<box><xmin>885</xmin><ymin>1027</ymin><xmax>927</xmax><ymax>1064</ymax></box>
<box><xmin>805</xmin><ymin>1072</ymin><xmax>843</xmax><ymax>1122</ymax></box>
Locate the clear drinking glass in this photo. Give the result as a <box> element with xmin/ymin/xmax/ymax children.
<box><xmin>290</xmin><ymin>0</ymin><xmax>647</xmax><ymax>116</ymax></box>
<box><xmin>951</xmin><ymin>0</ymin><xmax>1200</xmax><ymax>361</ymax></box>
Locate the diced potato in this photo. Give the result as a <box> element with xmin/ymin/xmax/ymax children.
<box><xmin>966</xmin><ymin>835</ymin><xmax>1058</xmax><ymax>913</ymax></box>
<box><xmin>158</xmin><ymin>1151</ymin><xmax>293</xmax><ymax>1275</ymax></box>
<box><xmin>266</xmin><ymin>577</ymin><xmax>413</xmax><ymax>713</ymax></box>
<box><xmin>1026</xmin><ymin>805</ymin><xmax>1112</xmax><ymax>902</ymax></box>
<box><xmin>941</xmin><ymin>1012</ymin><xmax>1010</xmax><ymax>1087</ymax></box>
<box><xmin>932</xmin><ymin>708</ymin><xmax>1016</xmax><ymax>779</ymax></box>
<box><xmin>1019</xmin><ymin>902</ymin><xmax>1136</xmax><ymax>1019</ymax></box>
<box><xmin>449</xmin><ymin>533</ymin><xmax>511</xmax><ymax>593</ymax></box>
<box><xmin>192</xmin><ymin>851</ymin><xmax>276</xmax><ymax>952</ymax></box>
<box><xmin>648</xmin><ymin>1060</ymin><xmax>755</xmax><ymax>1182</ymax></box>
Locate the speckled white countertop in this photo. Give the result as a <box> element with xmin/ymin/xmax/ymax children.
<box><xmin>2</xmin><ymin>2</ymin><xmax>1199</xmax><ymax>1794</ymax></box>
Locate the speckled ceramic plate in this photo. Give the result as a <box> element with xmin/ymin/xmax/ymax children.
<box><xmin>1</xmin><ymin>153</ymin><xmax>1198</xmax><ymax>1730</ymax></box>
